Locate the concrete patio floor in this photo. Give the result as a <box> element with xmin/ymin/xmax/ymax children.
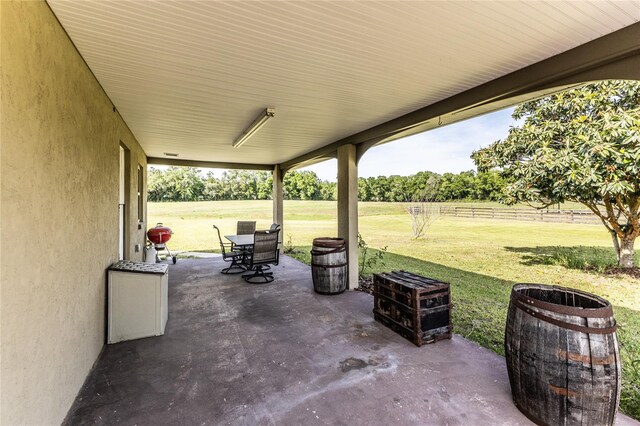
<box><xmin>64</xmin><ymin>256</ymin><xmax>637</xmax><ymax>425</ymax></box>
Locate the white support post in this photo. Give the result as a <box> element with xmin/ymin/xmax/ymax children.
<box><xmin>273</xmin><ymin>164</ymin><xmax>284</xmax><ymax>252</ymax></box>
<box><xmin>337</xmin><ymin>144</ymin><xmax>359</xmax><ymax>290</ymax></box>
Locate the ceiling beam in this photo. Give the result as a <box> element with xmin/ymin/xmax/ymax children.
<box><xmin>281</xmin><ymin>22</ymin><xmax>640</xmax><ymax>171</ymax></box>
<box><xmin>147</xmin><ymin>157</ymin><xmax>274</xmax><ymax>171</ymax></box>
<box><xmin>280</xmin><ymin>155</ymin><xmax>336</xmax><ymax>173</ymax></box>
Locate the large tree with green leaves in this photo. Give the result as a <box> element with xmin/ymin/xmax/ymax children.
<box><xmin>473</xmin><ymin>80</ymin><xmax>640</xmax><ymax>268</ymax></box>
<box><xmin>148</xmin><ymin>166</ymin><xmax>205</xmax><ymax>201</ymax></box>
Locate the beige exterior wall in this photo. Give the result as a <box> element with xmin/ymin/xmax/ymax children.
<box><xmin>1</xmin><ymin>2</ymin><xmax>147</xmax><ymax>424</ymax></box>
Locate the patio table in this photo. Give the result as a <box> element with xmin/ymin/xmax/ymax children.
<box><xmin>226</xmin><ymin>234</ymin><xmax>282</xmax><ymax>247</ymax></box>
<box><xmin>225</xmin><ymin>234</ymin><xmax>254</xmax><ymax>268</ymax></box>
<box><xmin>225</xmin><ymin>234</ymin><xmax>254</xmax><ymax>248</ymax></box>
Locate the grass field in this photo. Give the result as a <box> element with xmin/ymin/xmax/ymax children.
<box><xmin>149</xmin><ymin>200</ymin><xmax>640</xmax><ymax>418</ymax></box>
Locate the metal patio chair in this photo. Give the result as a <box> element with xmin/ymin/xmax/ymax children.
<box><xmin>242</xmin><ymin>229</ymin><xmax>280</xmax><ymax>284</ymax></box>
<box><xmin>234</xmin><ymin>221</ymin><xmax>257</xmax><ymax>251</ymax></box>
<box><xmin>269</xmin><ymin>223</ymin><xmax>282</xmax><ymax>253</ymax></box>
<box><xmin>213</xmin><ymin>225</ymin><xmax>245</xmax><ymax>274</ymax></box>
<box><xmin>236</xmin><ymin>221</ymin><xmax>256</xmax><ymax>235</ymax></box>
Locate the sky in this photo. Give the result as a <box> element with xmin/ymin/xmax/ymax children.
<box><xmin>300</xmin><ymin>107</ymin><xmax>516</xmax><ymax>182</ymax></box>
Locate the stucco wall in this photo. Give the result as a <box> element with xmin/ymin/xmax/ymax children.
<box><xmin>1</xmin><ymin>1</ymin><xmax>147</xmax><ymax>424</ymax></box>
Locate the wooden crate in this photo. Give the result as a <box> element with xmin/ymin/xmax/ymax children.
<box><xmin>373</xmin><ymin>271</ymin><xmax>452</xmax><ymax>346</ymax></box>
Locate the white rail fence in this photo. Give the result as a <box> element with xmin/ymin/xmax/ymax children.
<box><xmin>439</xmin><ymin>206</ymin><xmax>601</xmax><ymax>224</ymax></box>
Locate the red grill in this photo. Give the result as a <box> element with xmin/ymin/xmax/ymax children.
<box><xmin>147</xmin><ymin>223</ymin><xmax>173</xmax><ymax>246</ymax></box>
<box><xmin>146</xmin><ymin>223</ymin><xmax>177</xmax><ymax>264</ymax></box>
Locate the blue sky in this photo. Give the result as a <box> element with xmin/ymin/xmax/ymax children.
<box><xmin>301</xmin><ymin>107</ymin><xmax>516</xmax><ymax>182</ymax></box>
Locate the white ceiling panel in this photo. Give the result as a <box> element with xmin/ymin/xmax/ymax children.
<box><xmin>46</xmin><ymin>0</ymin><xmax>640</xmax><ymax>165</ymax></box>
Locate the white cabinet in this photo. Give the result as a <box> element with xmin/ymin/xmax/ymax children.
<box><xmin>108</xmin><ymin>261</ymin><xmax>168</xmax><ymax>344</ymax></box>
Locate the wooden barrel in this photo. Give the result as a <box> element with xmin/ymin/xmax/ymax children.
<box><xmin>505</xmin><ymin>283</ymin><xmax>620</xmax><ymax>426</ymax></box>
<box><xmin>311</xmin><ymin>238</ymin><xmax>347</xmax><ymax>295</ymax></box>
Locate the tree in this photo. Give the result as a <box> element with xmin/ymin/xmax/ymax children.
<box><xmin>284</xmin><ymin>171</ymin><xmax>321</xmax><ymax>200</ymax></box>
<box><xmin>147</xmin><ymin>166</ymin><xmax>204</xmax><ymax>201</ymax></box>
<box><xmin>369</xmin><ymin>176</ymin><xmax>390</xmax><ymax>201</ymax></box>
<box><xmin>407</xmin><ymin>171</ymin><xmax>441</xmax><ymax>199</ymax></box>
<box><xmin>386</xmin><ymin>175</ymin><xmax>408</xmax><ymax>202</ymax></box>
<box><xmin>148</xmin><ymin>166</ymin><xmax>507</xmax><ymax>203</ymax></box>
<box><xmin>473</xmin><ymin>171</ymin><xmax>507</xmax><ymax>201</ymax></box>
<box><xmin>406</xmin><ymin>175</ymin><xmax>441</xmax><ymax>239</ymax></box>
<box><xmin>203</xmin><ymin>172</ymin><xmax>226</xmax><ymax>200</ymax></box>
<box><xmin>318</xmin><ymin>181</ymin><xmax>336</xmax><ymax>201</ymax></box>
<box><xmin>358</xmin><ymin>177</ymin><xmax>372</xmax><ymax>201</ymax></box>
<box><xmin>473</xmin><ymin>80</ymin><xmax>640</xmax><ymax>268</ymax></box>
<box><xmin>437</xmin><ymin>171</ymin><xmax>476</xmax><ymax>200</ymax></box>
<box><xmin>255</xmin><ymin>172</ymin><xmax>273</xmax><ymax>200</ymax></box>
<box><xmin>147</xmin><ymin>167</ymin><xmax>166</xmax><ymax>201</ymax></box>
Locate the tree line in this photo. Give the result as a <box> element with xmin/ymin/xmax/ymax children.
<box><xmin>147</xmin><ymin>167</ymin><xmax>506</xmax><ymax>203</ymax></box>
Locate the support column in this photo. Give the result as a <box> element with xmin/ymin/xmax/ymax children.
<box><xmin>273</xmin><ymin>164</ymin><xmax>284</xmax><ymax>252</ymax></box>
<box><xmin>337</xmin><ymin>144</ymin><xmax>359</xmax><ymax>290</ymax></box>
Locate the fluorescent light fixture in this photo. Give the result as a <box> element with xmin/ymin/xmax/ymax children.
<box><xmin>232</xmin><ymin>107</ymin><xmax>276</xmax><ymax>148</ymax></box>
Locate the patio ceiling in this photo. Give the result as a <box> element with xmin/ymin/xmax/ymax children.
<box><xmin>46</xmin><ymin>1</ymin><xmax>640</xmax><ymax>168</ymax></box>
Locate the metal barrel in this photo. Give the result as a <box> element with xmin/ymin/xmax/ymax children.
<box><xmin>504</xmin><ymin>283</ymin><xmax>620</xmax><ymax>426</ymax></box>
<box><xmin>311</xmin><ymin>237</ymin><xmax>347</xmax><ymax>295</ymax></box>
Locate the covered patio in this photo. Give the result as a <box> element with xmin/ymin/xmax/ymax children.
<box><xmin>65</xmin><ymin>257</ymin><xmax>635</xmax><ymax>425</ymax></box>
<box><xmin>3</xmin><ymin>1</ymin><xmax>640</xmax><ymax>424</ymax></box>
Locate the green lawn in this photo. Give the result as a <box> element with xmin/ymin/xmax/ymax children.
<box><xmin>149</xmin><ymin>200</ymin><xmax>640</xmax><ymax>418</ymax></box>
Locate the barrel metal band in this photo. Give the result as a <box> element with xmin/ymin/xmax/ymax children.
<box><xmin>311</xmin><ymin>247</ymin><xmax>346</xmax><ymax>256</ymax></box>
<box><xmin>312</xmin><ymin>239</ymin><xmax>345</xmax><ymax>249</ymax></box>
<box><xmin>311</xmin><ymin>262</ymin><xmax>347</xmax><ymax>269</ymax></box>
<box><xmin>514</xmin><ymin>299</ymin><xmax>617</xmax><ymax>334</ymax></box>
<box><xmin>511</xmin><ymin>289</ymin><xmax>613</xmax><ymax>318</ymax></box>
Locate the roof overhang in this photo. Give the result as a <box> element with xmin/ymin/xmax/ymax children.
<box><xmin>46</xmin><ymin>1</ymin><xmax>640</xmax><ymax>172</ymax></box>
